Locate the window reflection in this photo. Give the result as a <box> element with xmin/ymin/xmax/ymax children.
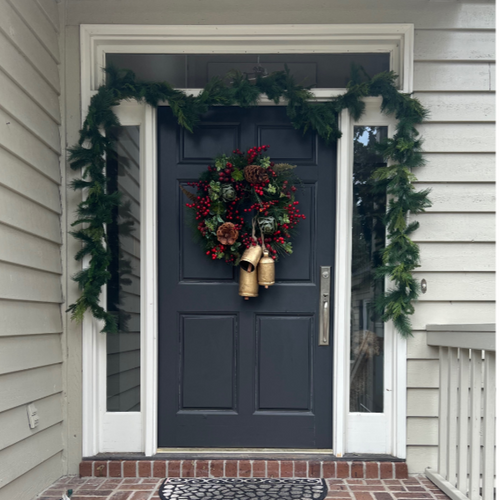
<box><xmin>350</xmin><ymin>126</ymin><xmax>387</xmax><ymax>413</ymax></box>
<box><xmin>106</xmin><ymin>126</ymin><xmax>141</xmax><ymax>412</ymax></box>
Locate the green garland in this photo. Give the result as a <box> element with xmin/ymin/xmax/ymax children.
<box><xmin>68</xmin><ymin>66</ymin><xmax>430</xmax><ymax>337</ymax></box>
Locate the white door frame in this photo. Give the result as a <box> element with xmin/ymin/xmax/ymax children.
<box><xmin>79</xmin><ymin>24</ymin><xmax>412</xmax><ymax>458</ymax></box>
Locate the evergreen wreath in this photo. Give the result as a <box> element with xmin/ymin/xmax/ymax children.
<box><xmin>68</xmin><ymin>65</ymin><xmax>431</xmax><ymax>337</ymax></box>
<box><xmin>182</xmin><ymin>146</ymin><xmax>304</xmax><ymax>265</ymax></box>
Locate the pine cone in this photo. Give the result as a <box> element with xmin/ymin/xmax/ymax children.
<box><xmin>216</xmin><ymin>222</ymin><xmax>239</xmax><ymax>246</ymax></box>
<box><xmin>244</xmin><ymin>164</ymin><xmax>269</xmax><ymax>184</ymax></box>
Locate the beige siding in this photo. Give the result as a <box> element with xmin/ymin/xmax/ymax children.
<box><xmin>0</xmin><ymin>0</ymin><xmax>64</xmax><ymax>498</ymax></box>
<box><xmin>408</xmin><ymin>17</ymin><xmax>495</xmax><ymax>474</ymax></box>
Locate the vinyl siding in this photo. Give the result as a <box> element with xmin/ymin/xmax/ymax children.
<box><xmin>62</xmin><ymin>0</ymin><xmax>495</xmax><ymax>477</ymax></box>
<box><xmin>408</xmin><ymin>23</ymin><xmax>495</xmax><ymax>474</ymax></box>
<box><xmin>0</xmin><ymin>0</ymin><xmax>63</xmax><ymax>499</ymax></box>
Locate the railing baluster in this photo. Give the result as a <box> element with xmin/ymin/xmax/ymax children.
<box><xmin>469</xmin><ymin>350</ymin><xmax>482</xmax><ymax>500</ymax></box>
<box><xmin>482</xmin><ymin>350</ymin><xmax>495</xmax><ymax>500</ymax></box>
<box><xmin>447</xmin><ymin>347</ymin><xmax>459</xmax><ymax>487</ymax></box>
<box><xmin>457</xmin><ymin>348</ymin><xmax>470</xmax><ymax>496</ymax></box>
<box><xmin>439</xmin><ymin>346</ymin><xmax>450</xmax><ymax>478</ymax></box>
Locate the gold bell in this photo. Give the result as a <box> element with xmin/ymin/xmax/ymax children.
<box><xmin>258</xmin><ymin>250</ymin><xmax>275</xmax><ymax>288</ymax></box>
<box><xmin>239</xmin><ymin>245</ymin><xmax>262</xmax><ymax>273</ymax></box>
<box><xmin>239</xmin><ymin>267</ymin><xmax>259</xmax><ymax>300</ymax></box>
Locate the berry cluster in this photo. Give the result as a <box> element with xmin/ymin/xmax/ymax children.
<box><xmin>183</xmin><ymin>146</ymin><xmax>305</xmax><ymax>265</ymax></box>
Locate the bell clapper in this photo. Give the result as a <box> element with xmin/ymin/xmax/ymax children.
<box><xmin>244</xmin><ymin>297</ymin><xmax>249</xmax><ymax>301</ymax></box>
<box><xmin>265</xmin><ymin>285</ymin><xmax>269</xmax><ymax>289</ymax></box>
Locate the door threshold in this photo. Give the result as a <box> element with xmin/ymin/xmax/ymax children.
<box><xmin>156</xmin><ymin>448</ymin><xmax>334</xmax><ymax>455</ymax></box>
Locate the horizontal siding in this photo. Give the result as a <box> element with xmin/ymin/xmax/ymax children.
<box><xmin>0</xmin><ymin>0</ymin><xmax>64</xmax><ymax>497</ymax></box>
<box><xmin>0</xmin><ymin>393</ymin><xmax>62</xmax><ymax>451</ymax></box>
<box><xmin>0</xmin><ymin>364</ymin><xmax>62</xmax><ymax>413</ymax></box>
<box><xmin>35</xmin><ymin>0</ymin><xmax>59</xmax><ymax>32</ymax></box>
<box><xmin>0</xmin><ymin>262</ymin><xmax>62</xmax><ymax>303</ymax></box>
<box><xmin>0</xmin><ymin>185</ymin><xmax>61</xmax><ymax>243</ymax></box>
<box><xmin>407</xmin><ymin>446</ymin><xmax>438</xmax><ymax>475</ymax></box>
<box><xmin>414</xmin><ymin>62</ymin><xmax>494</xmax><ymax>92</ymax></box>
<box><xmin>413</xmin><ymin>153</ymin><xmax>495</xmax><ymax>183</ymax></box>
<box><xmin>411</xmin><ymin>302</ymin><xmax>495</xmax><ymax>331</ymax></box>
<box><xmin>0</xmin><ymin>334</ymin><xmax>62</xmax><ymax>375</ymax></box>
<box><xmin>0</xmin><ymin>452</ymin><xmax>63</xmax><ymax>500</ymax></box>
<box><xmin>0</xmin><ymin>423</ymin><xmax>63</xmax><ymax>487</ymax></box>
<box><xmin>0</xmin><ymin>109</ymin><xmax>60</xmax><ymax>182</ymax></box>
<box><xmin>418</xmin><ymin>242</ymin><xmax>495</xmax><ymax>272</ymax></box>
<box><xmin>407</xmin><ymin>418</ymin><xmax>439</xmax><ymax>446</ymax></box>
<box><xmin>416</xmin><ymin>93</ymin><xmax>495</xmax><ymax>122</ymax></box>
<box><xmin>411</xmin><ymin>213</ymin><xmax>495</xmax><ymax>242</ymax></box>
<box><xmin>0</xmin><ymin>224</ymin><xmax>62</xmax><ymax>274</ymax></box>
<box><xmin>414</xmin><ymin>30</ymin><xmax>495</xmax><ymax>62</ymax></box>
<box><xmin>407</xmin><ymin>22</ymin><xmax>496</xmax><ymax>474</ymax></box>
<box><xmin>419</xmin><ymin>123</ymin><xmax>495</xmax><ymax>153</ymax></box>
<box><xmin>0</xmin><ymin>148</ymin><xmax>61</xmax><ymax>213</ymax></box>
<box><xmin>419</xmin><ymin>183</ymin><xmax>495</xmax><ymax>212</ymax></box>
<box><xmin>0</xmin><ymin>70</ymin><xmax>60</xmax><ymax>152</ymax></box>
<box><xmin>0</xmin><ymin>301</ymin><xmax>62</xmax><ymax>336</ymax></box>
<box><xmin>0</xmin><ymin>2</ymin><xmax>59</xmax><ymax>91</ymax></box>
<box><xmin>7</xmin><ymin>0</ymin><xmax>60</xmax><ymax>62</ymax></box>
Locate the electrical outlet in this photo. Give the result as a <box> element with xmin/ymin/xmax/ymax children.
<box><xmin>27</xmin><ymin>403</ymin><xmax>39</xmax><ymax>429</ymax></box>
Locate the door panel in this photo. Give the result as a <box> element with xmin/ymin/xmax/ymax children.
<box><xmin>158</xmin><ymin>106</ymin><xmax>336</xmax><ymax>448</ymax></box>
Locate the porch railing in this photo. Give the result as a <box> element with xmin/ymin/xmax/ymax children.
<box><xmin>425</xmin><ymin>324</ymin><xmax>496</xmax><ymax>500</ymax></box>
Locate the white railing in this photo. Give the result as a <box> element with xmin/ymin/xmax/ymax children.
<box><xmin>425</xmin><ymin>324</ymin><xmax>496</xmax><ymax>500</ymax></box>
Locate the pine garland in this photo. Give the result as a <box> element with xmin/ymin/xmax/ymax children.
<box><xmin>68</xmin><ymin>66</ymin><xmax>430</xmax><ymax>337</ymax></box>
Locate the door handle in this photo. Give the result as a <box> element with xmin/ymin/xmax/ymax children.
<box><xmin>319</xmin><ymin>267</ymin><xmax>331</xmax><ymax>346</ymax></box>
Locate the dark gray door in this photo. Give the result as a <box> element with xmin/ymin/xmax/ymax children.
<box><xmin>158</xmin><ymin>106</ymin><xmax>336</xmax><ymax>448</ymax></box>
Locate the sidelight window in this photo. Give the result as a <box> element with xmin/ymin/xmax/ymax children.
<box><xmin>106</xmin><ymin>126</ymin><xmax>141</xmax><ymax>412</ymax></box>
<box><xmin>349</xmin><ymin>126</ymin><xmax>387</xmax><ymax>413</ymax></box>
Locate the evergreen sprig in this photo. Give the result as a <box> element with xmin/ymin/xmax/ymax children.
<box><xmin>68</xmin><ymin>65</ymin><xmax>430</xmax><ymax>336</ymax></box>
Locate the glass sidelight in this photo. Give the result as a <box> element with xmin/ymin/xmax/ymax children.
<box><xmin>106</xmin><ymin>126</ymin><xmax>141</xmax><ymax>412</ymax></box>
<box><xmin>350</xmin><ymin>126</ymin><xmax>388</xmax><ymax>413</ymax></box>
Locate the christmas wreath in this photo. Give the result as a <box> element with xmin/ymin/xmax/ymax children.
<box><xmin>182</xmin><ymin>146</ymin><xmax>305</xmax><ymax>271</ymax></box>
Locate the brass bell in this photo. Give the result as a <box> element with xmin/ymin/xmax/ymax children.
<box><xmin>258</xmin><ymin>250</ymin><xmax>275</xmax><ymax>288</ymax></box>
<box><xmin>239</xmin><ymin>245</ymin><xmax>262</xmax><ymax>273</ymax></box>
<box><xmin>239</xmin><ymin>267</ymin><xmax>259</xmax><ymax>300</ymax></box>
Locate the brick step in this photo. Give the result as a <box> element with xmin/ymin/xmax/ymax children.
<box><xmin>80</xmin><ymin>459</ymin><xmax>408</xmax><ymax>479</ymax></box>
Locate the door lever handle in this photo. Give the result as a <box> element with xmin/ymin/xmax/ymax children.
<box><xmin>322</xmin><ymin>294</ymin><xmax>329</xmax><ymax>344</ymax></box>
<box><xmin>319</xmin><ymin>267</ymin><xmax>331</xmax><ymax>346</ymax></box>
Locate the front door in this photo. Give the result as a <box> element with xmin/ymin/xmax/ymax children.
<box><xmin>158</xmin><ymin>106</ymin><xmax>336</xmax><ymax>449</ymax></box>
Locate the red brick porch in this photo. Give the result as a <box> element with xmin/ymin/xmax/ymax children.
<box><xmin>37</xmin><ymin>476</ymin><xmax>451</xmax><ymax>500</ymax></box>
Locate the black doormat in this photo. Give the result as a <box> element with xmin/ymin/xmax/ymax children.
<box><xmin>159</xmin><ymin>478</ymin><xmax>328</xmax><ymax>500</ymax></box>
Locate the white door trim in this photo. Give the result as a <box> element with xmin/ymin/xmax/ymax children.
<box><xmin>79</xmin><ymin>23</ymin><xmax>412</xmax><ymax>458</ymax></box>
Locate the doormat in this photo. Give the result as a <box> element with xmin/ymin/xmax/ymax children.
<box><xmin>159</xmin><ymin>477</ymin><xmax>328</xmax><ymax>500</ymax></box>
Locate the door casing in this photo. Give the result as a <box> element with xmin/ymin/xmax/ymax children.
<box><xmin>79</xmin><ymin>23</ymin><xmax>412</xmax><ymax>458</ymax></box>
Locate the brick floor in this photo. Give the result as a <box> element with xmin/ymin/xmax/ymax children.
<box><xmin>36</xmin><ymin>475</ymin><xmax>450</xmax><ymax>500</ymax></box>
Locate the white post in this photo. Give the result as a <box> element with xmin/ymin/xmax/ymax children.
<box><xmin>447</xmin><ymin>347</ymin><xmax>459</xmax><ymax>486</ymax></box>
<box><xmin>456</xmin><ymin>348</ymin><xmax>470</xmax><ymax>496</ymax></box>
<box><xmin>482</xmin><ymin>351</ymin><xmax>495</xmax><ymax>500</ymax></box>
<box><xmin>469</xmin><ymin>350</ymin><xmax>482</xmax><ymax>499</ymax></box>
<box><xmin>438</xmin><ymin>347</ymin><xmax>450</xmax><ymax>478</ymax></box>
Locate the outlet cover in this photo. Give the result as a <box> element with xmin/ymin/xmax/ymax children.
<box><xmin>27</xmin><ymin>403</ymin><xmax>39</xmax><ymax>429</ymax></box>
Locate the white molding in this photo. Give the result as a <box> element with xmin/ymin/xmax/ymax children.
<box><xmin>333</xmin><ymin>108</ymin><xmax>353</xmax><ymax>457</ymax></box>
<box><xmin>80</xmin><ymin>23</ymin><xmax>413</xmax><ymax>457</ymax></box>
<box><xmin>80</xmin><ymin>23</ymin><xmax>414</xmax><ymax>94</ymax></box>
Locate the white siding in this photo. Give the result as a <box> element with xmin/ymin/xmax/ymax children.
<box><xmin>62</xmin><ymin>0</ymin><xmax>495</xmax><ymax>478</ymax></box>
<box><xmin>0</xmin><ymin>1</ymin><xmax>64</xmax><ymax>499</ymax></box>
<box><xmin>409</xmin><ymin>19</ymin><xmax>496</xmax><ymax>474</ymax></box>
